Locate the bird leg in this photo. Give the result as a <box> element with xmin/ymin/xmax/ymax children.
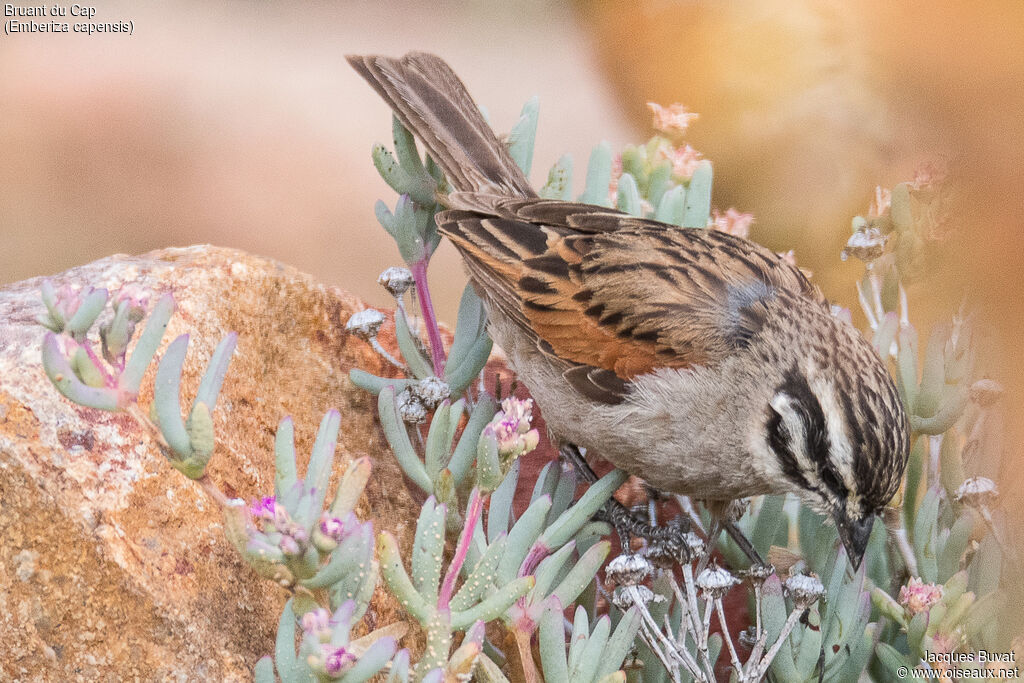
<box><xmin>697</xmin><ymin>500</ymin><xmax>766</xmax><ymax>573</ymax></box>
<box><xmin>558</xmin><ymin>444</ymin><xmax>689</xmax><ymax>554</ymax></box>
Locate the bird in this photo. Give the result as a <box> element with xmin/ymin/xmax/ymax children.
<box><xmin>347</xmin><ymin>51</ymin><xmax>909</xmax><ymax>570</ymax></box>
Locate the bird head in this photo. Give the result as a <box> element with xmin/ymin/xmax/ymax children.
<box><xmin>763</xmin><ymin>347</ymin><xmax>909</xmax><ymax>569</ymax></box>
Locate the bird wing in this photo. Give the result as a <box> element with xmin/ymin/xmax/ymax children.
<box><xmin>438</xmin><ymin>197</ymin><xmax>825</xmax><ymax>402</ymax></box>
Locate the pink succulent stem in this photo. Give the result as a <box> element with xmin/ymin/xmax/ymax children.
<box><xmin>81</xmin><ymin>341</ymin><xmax>117</xmax><ymax>387</ymax></box>
<box><xmin>410</xmin><ymin>259</ymin><xmax>446</xmax><ymax>376</ymax></box>
<box><xmin>519</xmin><ymin>541</ymin><xmax>550</xmax><ymax>579</ymax></box>
<box><xmin>438</xmin><ymin>488</ymin><xmax>483</xmax><ymax>609</ymax></box>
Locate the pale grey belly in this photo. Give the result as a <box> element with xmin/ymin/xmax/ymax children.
<box><xmin>486</xmin><ymin>313</ymin><xmax>778</xmax><ymax>501</ymax></box>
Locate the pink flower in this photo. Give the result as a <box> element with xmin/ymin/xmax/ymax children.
<box><xmin>868</xmin><ymin>186</ymin><xmax>891</xmax><ymax>218</ymax></box>
<box><xmin>249</xmin><ymin>495</ymin><xmax>276</xmax><ymax>521</ymax></box>
<box><xmin>301</xmin><ymin>608</ymin><xmax>332</xmax><ymax>642</ymax></box>
<box><xmin>114</xmin><ymin>285</ymin><xmax>149</xmax><ymax>314</ymax></box>
<box><xmin>912</xmin><ymin>159</ymin><xmax>948</xmax><ymax>190</ymax></box>
<box><xmin>647</xmin><ymin>102</ymin><xmax>699</xmax><ymax>138</ymax></box>
<box><xmin>899</xmin><ymin>577</ymin><xmax>943</xmax><ymax>615</ymax></box>
<box><xmin>709</xmin><ymin>208</ymin><xmax>755</xmax><ymax>239</ymax></box>
<box><xmin>318</xmin><ymin>512</ymin><xmax>355</xmax><ymax>544</ymax></box>
<box><xmin>484</xmin><ymin>398</ymin><xmax>541</xmax><ymax>460</ymax></box>
<box><xmin>669</xmin><ymin>144</ymin><xmax>703</xmax><ymax>180</ymax></box>
<box><xmin>322</xmin><ymin>645</ymin><xmax>357</xmax><ymax>677</ymax></box>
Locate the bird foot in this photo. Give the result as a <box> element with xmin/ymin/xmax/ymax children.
<box><xmin>558</xmin><ymin>443</ymin><xmax>692</xmax><ymax>556</ymax></box>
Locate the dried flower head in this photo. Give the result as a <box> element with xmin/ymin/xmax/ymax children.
<box><xmin>647</xmin><ymin>102</ymin><xmax>699</xmax><ymax>138</ymax></box>
<box><xmin>696</xmin><ymin>564</ymin><xmax>740</xmax><ymax>599</ymax></box>
<box><xmin>841</xmin><ymin>227</ymin><xmax>887</xmax><ymax>263</ymax></box>
<box><xmin>709</xmin><ymin>208</ymin><xmax>755</xmax><ymax>239</ymax></box>
<box><xmin>378</xmin><ymin>266</ymin><xmax>415</xmax><ymax>297</ymax></box>
<box><xmin>899</xmin><ymin>577</ymin><xmax>944</xmax><ymax>616</ymax></box>
<box><xmin>606</xmin><ymin>553</ymin><xmax>653</xmax><ymax>587</ymax></box>
<box><xmin>612</xmin><ymin>584</ymin><xmax>656</xmax><ymax>610</ymax></box>
<box><xmin>969</xmin><ymin>379</ymin><xmax>1004</xmax><ymax>408</ymax></box>
<box><xmin>415</xmin><ymin>375</ymin><xmax>451</xmax><ymax>409</ymax></box>
<box><xmin>743</xmin><ymin>564</ymin><xmax>777</xmax><ymax>587</ymax></box>
<box><xmin>396</xmin><ymin>387</ymin><xmax>428</xmax><ymax>424</ymax></box>
<box><xmin>784</xmin><ymin>573</ymin><xmax>825</xmax><ymax>609</ymax></box>
<box><xmin>955</xmin><ymin>477</ymin><xmax>998</xmax><ymax>509</ymax></box>
<box><xmin>345</xmin><ymin>308</ymin><xmax>386</xmax><ymax>340</ymax></box>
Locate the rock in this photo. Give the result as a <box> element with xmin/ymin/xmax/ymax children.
<box><xmin>0</xmin><ymin>246</ymin><xmax>425</xmax><ymax>681</ymax></box>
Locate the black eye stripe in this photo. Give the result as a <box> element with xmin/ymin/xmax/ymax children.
<box><xmin>766</xmin><ymin>404</ymin><xmax>814</xmax><ymax>493</ymax></box>
<box><xmin>768</xmin><ymin>367</ymin><xmax>850</xmax><ymax>502</ymax></box>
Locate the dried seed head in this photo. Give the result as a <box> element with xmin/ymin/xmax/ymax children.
<box><xmin>345</xmin><ymin>308</ymin><xmax>386</xmax><ymax>340</ymax></box>
<box><xmin>696</xmin><ymin>563</ymin><xmax>740</xmax><ymax>599</ymax></box>
<box><xmin>955</xmin><ymin>476</ymin><xmax>999</xmax><ymax>509</ymax></box>
<box><xmin>784</xmin><ymin>573</ymin><xmax>825</xmax><ymax>609</ymax></box>
<box><xmin>378</xmin><ymin>266</ymin><xmax>415</xmax><ymax>297</ymax></box>
<box><xmin>606</xmin><ymin>554</ymin><xmax>653</xmax><ymax>587</ymax></box>
<box><xmin>969</xmin><ymin>379</ymin><xmax>1004</xmax><ymax>408</ymax></box>
<box><xmin>612</xmin><ymin>585</ymin><xmax>656</xmax><ymax>611</ymax></box>
<box><xmin>397</xmin><ymin>387</ymin><xmax>428</xmax><ymax>424</ymax></box>
<box><xmin>415</xmin><ymin>376</ymin><xmax>451</xmax><ymax>409</ymax></box>
<box><xmin>841</xmin><ymin>227</ymin><xmax>887</xmax><ymax>263</ymax></box>
<box><xmin>743</xmin><ymin>563</ymin><xmax>777</xmax><ymax>587</ymax></box>
<box><xmin>682</xmin><ymin>532</ymin><xmax>707</xmax><ymax>559</ymax></box>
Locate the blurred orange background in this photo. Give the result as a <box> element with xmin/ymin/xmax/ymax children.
<box><xmin>2</xmin><ymin>1</ymin><xmax>1022</xmax><ymax>500</ymax></box>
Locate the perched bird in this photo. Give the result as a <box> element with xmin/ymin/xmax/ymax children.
<box><xmin>348</xmin><ymin>52</ymin><xmax>909</xmax><ymax>569</ymax></box>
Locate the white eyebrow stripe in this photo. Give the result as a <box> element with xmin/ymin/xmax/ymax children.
<box><xmin>809</xmin><ymin>375</ymin><xmax>861</xmax><ymax>510</ymax></box>
<box><xmin>770</xmin><ymin>392</ymin><xmax>818</xmax><ymax>487</ymax></box>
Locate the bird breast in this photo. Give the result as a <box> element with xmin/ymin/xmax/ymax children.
<box><xmin>487</xmin><ymin>309</ymin><xmax>785</xmax><ymax>500</ymax></box>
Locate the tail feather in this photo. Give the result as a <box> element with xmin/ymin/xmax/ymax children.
<box><xmin>347</xmin><ymin>52</ymin><xmax>535</xmax><ymax>198</ymax></box>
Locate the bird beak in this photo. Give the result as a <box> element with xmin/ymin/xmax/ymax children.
<box><xmin>836</xmin><ymin>513</ymin><xmax>874</xmax><ymax>570</ymax></box>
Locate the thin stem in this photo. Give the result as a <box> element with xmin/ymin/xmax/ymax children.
<box><xmin>979</xmin><ymin>507</ymin><xmax>1010</xmax><ymax>559</ymax></box>
<box><xmin>410</xmin><ymin>259</ymin><xmax>446</xmax><ymax>375</ymax></box>
<box><xmin>869</xmin><ymin>268</ymin><xmax>885</xmax><ymax>323</ymax></box>
<box><xmin>749</xmin><ymin>608</ymin><xmax>802</xmax><ymax>680</ymax></box>
<box><xmin>893</xmin><ymin>527</ymin><xmax>920</xmax><ymax>577</ymax></box>
<box><xmin>856</xmin><ymin>280</ymin><xmax>879</xmax><ymax>331</ymax></box>
<box><xmin>632</xmin><ymin>586</ymin><xmax>692</xmax><ymax>682</ymax></box>
<box><xmin>899</xmin><ymin>283</ymin><xmax>910</xmax><ymax>327</ymax></box>
<box><xmin>369</xmin><ymin>338</ymin><xmax>407</xmax><ymax>372</ymax></box>
<box><xmin>700</xmin><ymin>598</ymin><xmax>714</xmax><ymax>651</ymax></box>
<box><xmin>438</xmin><ymin>489</ymin><xmax>483</xmax><ymax>609</ymax></box>
<box><xmin>715</xmin><ymin>598</ymin><xmax>744</xmax><ymax>678</ymax></box>
<box><xmin>680</xmin><ymin>564</ymin><xmax>705</xmax><ymax>646</ymax></box>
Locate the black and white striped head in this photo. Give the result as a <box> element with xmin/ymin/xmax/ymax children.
<box><xmin>764</xmin><ymin>358</ymin><xmax>909</xmax><ymax>569</ymax></box>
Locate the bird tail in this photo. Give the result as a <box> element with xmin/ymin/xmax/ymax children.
<box><xmin>346</xmin><ymin>52</ymin><xmax>536</xmax><ymax>198</ymax></box>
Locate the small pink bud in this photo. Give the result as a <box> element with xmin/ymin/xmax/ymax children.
<box><xmin>899</xmin><ymin>577</ymin><xmax>943</xmax><ymax>615</ymax></box>
<box><xmin>647</xmin><ymin>102</ymin><xmax>699</xmax><ymax>138</ymax></box>
<box><xmin>709</xmin><ymin>208</ymin><xmax>754</xmax><ymax>239</ymax></box>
